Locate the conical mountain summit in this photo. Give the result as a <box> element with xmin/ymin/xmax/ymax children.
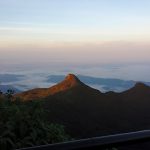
<box><xmin>15</xmin><ymin>74</ymin><xmax>92</xmax><ymax>100</ymax></box>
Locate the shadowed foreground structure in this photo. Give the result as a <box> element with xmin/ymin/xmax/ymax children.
<box><xmin>18</xmin><ymin>130</ymin><xmax>150</xmax><ymax>150</ymax></box>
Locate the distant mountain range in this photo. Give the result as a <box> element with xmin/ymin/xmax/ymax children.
<box><xmin>1</xmin><ymin>73</ymin><xmax>150</xmax><ymax>92</ymax></box>
<box><xmin>47</xmin><ymin>74</ymin><xmax>150</xmax><ymax>92</ymax></box>
<box><xmin>16</xmin><ymin>74</ymin><xmax>150</xmax><ymax>138</ymax></box>
<box><xmin>0</xmin><ymin>74</ymin><xmax>24</xmax><ymax>82</ymax></box>
<box><xmin>0</xmin><ymin>85</ymin><xmax>20</xmax><ymax>93</ymax></box>
<box><xmin>0</xmin><ymin>74</ymin><xmax>24</xmax><ymax>93</ymax></box>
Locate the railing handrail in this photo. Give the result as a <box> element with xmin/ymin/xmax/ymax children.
<box><xmin>18</xmin><ymin>130</ymin><xmax>150</xmax><ymax>150</ymax></box>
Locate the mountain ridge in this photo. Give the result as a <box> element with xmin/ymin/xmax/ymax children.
<box><xmin>14</xmin><ymin>74</ymin><xmax>150</xmax><ymax>138</ymax></box>
<box><xmin>15</xmin><ymin>74</ymin><xmax>149</xmax><ymax>101</ymax></box>
<box><xmin>15</xmin><ymin>74</ymin><xmax>100</xmax><ymax>101</ymax></box>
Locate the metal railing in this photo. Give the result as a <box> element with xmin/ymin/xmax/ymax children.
<box><xmin>18</xmin><ymin>130</ymin><xmax>150</xmax><ymax>150</ymax></box>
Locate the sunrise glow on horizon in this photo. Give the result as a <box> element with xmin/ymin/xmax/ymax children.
<box><xmin>0</xmin><ymin>0</ymin><xmax>150</xmax><ymax>64</ymax></box>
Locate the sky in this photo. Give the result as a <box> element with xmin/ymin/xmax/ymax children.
<box><xmin>0</xmin><ymin>0</ymin><xmax>150</xmax><ymax>81</ymax></box>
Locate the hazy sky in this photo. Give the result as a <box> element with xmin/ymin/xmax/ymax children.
<box><xmin>0</xmin><ymin>0</ymin><xmax>150</xmax><ymax>65</ymax></box>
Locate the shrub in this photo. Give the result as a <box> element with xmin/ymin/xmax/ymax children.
<box><xmin>0</xmin><ymin>96</ymin><xmax>70</xmax><ymax>150</ymax></box>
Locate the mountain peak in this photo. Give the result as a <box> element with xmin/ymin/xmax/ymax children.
<box><xmin>46</xmin><ymin>74</ymin><xmax>84</xmax><ymax>95</ymax></box>
<box><xmin>65</xmin><ymin>73</ymin><xmax>77</xmax><ymax>79</ymax></box>
<box><xmin>134</xmin><ymin>82</ymin><xmax>148</xmax><ymax>89</ymax></box>
<box><xmin>123</xmin><ymin>82</ymin><xmax>150</xmax><ymax>94</ymax></box>
<box><xmin>65</xmin><ymin>74</ymin><xmax>81</xmax><ymax>84</ymax></box>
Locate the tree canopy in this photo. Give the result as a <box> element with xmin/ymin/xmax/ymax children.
<box><xmin>0</xmin><ymin>94</ymin><xmax>70</xmax><ymax>150</ymax></box>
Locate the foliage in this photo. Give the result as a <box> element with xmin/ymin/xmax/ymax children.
<box><xmin>0</xmin><ymin>90</ymin><xmax>2</xmax><ymax>95</ymax></box>
<box><xmin>5</xmin><ymin>89</ymin><xmax>15</xmax><ymax>99</ymax></box>
<box><xmin>0</xmin><ymin>96</ymin><xmax>70</xmax><ymax>150</ymax></box>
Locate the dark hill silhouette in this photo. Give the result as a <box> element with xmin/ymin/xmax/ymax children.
<box><xmin>15</xmin><ymin>74</ymin><xmax>150</xmax><ymax>138</ymax></box>
<box><xmin>119</xmin><ymin>82</ymin><xmax>150</xmax><ymax>102</ymax></box>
